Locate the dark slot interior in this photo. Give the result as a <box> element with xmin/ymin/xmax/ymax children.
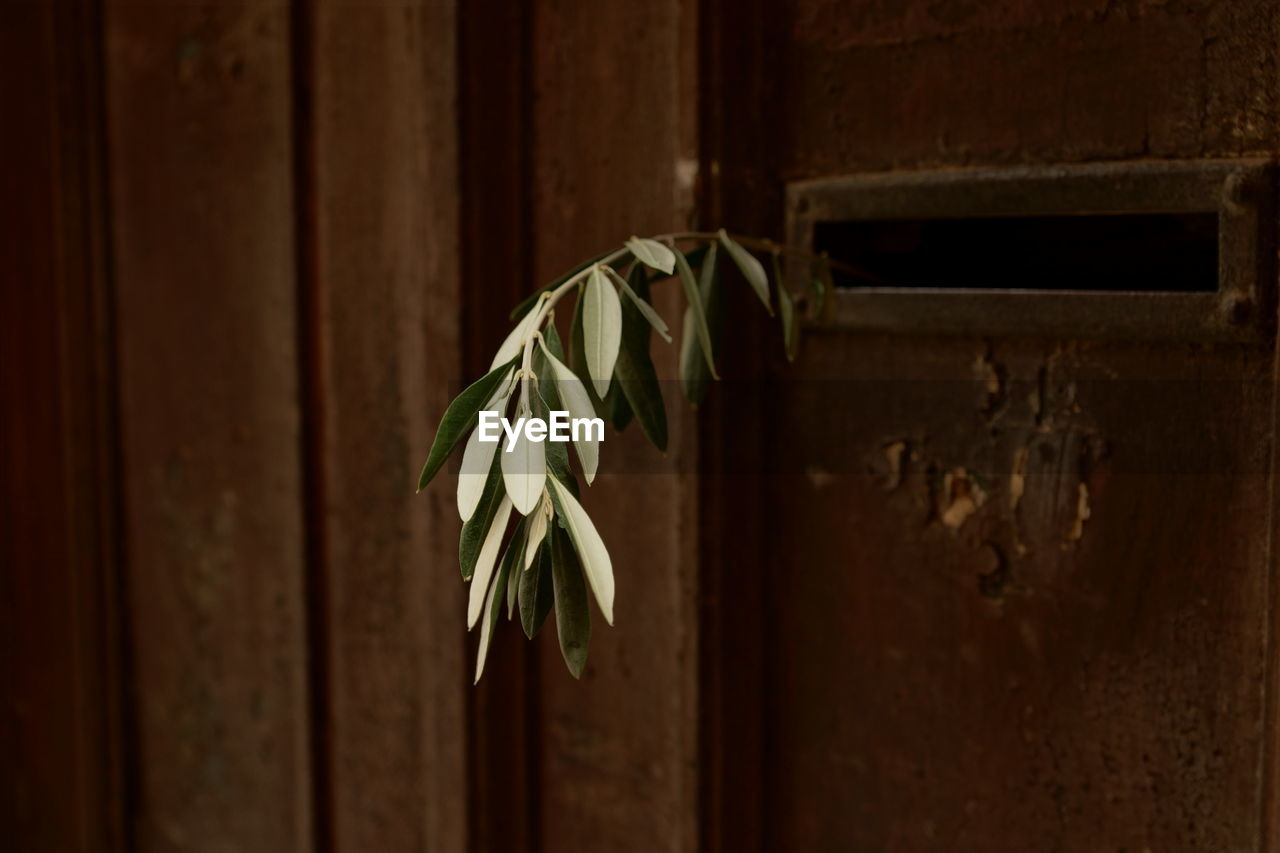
<box><xmin>813</xmin><ymin>212</ymin><xmax>1219</xmax><ymax>292</ymax></box>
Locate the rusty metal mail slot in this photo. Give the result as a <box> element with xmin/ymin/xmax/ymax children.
<box><xmin>786</xmin><ymin>160</ymin><xmax>1274</xmax><ymax>342</ymax></box>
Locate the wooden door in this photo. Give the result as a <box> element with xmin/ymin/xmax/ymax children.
<box><xmin>699</xmin><ymin>2</ymin><xmax>1280</xmax><ymax>850</ymax></box>
<box><xmin>8</xmin><ymin>0</ymin><xmax>1280</xmax><ymax>851</ymax></box>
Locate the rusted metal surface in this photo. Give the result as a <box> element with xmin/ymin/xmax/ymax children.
<box><xmin>526</xmin><ymin>2</ymin><xmax>702</xmax><ymax>850</ymax></box>
<box><xmin>788</xmin><ymin>160</ymin><xmax>1277</xmax><ymax>342</ymax></box>
<box><xmin>763</xmin><ymin>338</ymin><xmax>1274</xmax><ymax>849</ymax></box>
<box><xmin>786</xmin><ymin>0</ymin><xmax>1280</xmax><ymax>172</ymax></box>
<box><xmin>103</xmin><ymin>3</ymin><xmax>312</xmax><ymax>849</ymax></box>
<box><xmin>305</xmin><ymin>2</ymin><xmax>466</xmax><ymax>850</ymax></box>
<box><xmin>698</xmin><ymin>0</ymin><xmax>1280</xmax><ymax>848</ymax></box>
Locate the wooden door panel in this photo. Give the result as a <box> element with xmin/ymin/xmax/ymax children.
<box><xmin>528</xmin><ymin>3</ymin><xmax>701</xmax><ymax>850</ymax></box>
<box><xmin>103</xmin><ymin>3</ymin><xmax>312</xmax><ymax>848</ymax></box>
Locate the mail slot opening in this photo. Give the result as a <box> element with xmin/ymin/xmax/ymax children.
<box><xmin>813</xmin><ymin>212</ymin><xmax>1218</xmax><ymax>293</ymax></box>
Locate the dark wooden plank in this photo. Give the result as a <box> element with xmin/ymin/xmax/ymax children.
<box><xmin>527</xmin><ymin>2</ymin><xmax>701</xmax><ymax>850</ymax></box>
<box><xmin>304</xmin><ymin>1</ymin><xmax>467</xmax><ymax>849</ymax></box>
<box><xmin>102</xmin><ymin>3</ymin><xmax>312</xmax><ymax>849</ymax></box>
<box><xmin>1</xmin><ymin>0</ymin><xmax>125</xmax><ymax>849</ymax></box>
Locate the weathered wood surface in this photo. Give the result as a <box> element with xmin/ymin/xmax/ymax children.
<box><xmin>696</xmin><ymin>2</ymin><xmax>788</xmax><ymax>852</ymax></box>
<box><xmin>527</xmin><ymin>2</ymin><xmax>701</xmax><ymax>851</ymax></box>
<box><xmin>456</xmin><ymin>4</ymin><xmax>536</xmax><ymax>851</ymax></box>
<box><xmin>714</xmin><ymin>0</ymin><xmax>1280</xmax><ymax>848</ymax></box>
<box><xmin>2</xmin><ymin>1</ymin><xmax>123</xmax><ymax>849</ymax></box>
<box><xmin>786</xmin><ymin>0</ymin><xmax>1280</xmax><ymax>173</ymax></box>
<box><xmin>103</xmin><ymin>3</ymin><xmax>312</xmax><ymax>849</ymax></box>
<box><xmin>11</xmin><ymin>0</ymin><xmax>1280</xmax><ymax>850</ymax></box>
<box><xmin>306</xmin><ymin>2</ymin><xmax>466</xmax><ymax>850</ymax></box>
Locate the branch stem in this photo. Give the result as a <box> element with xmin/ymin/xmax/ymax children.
<box><xmin>511</xmin><ymin>228</ymin><xmax>870</xmax><ymax>369</ymax></box>
<box><xmin>518</xmin><ymin>248</ymin><xmax>629</xmax><ymax>377</ymax></box>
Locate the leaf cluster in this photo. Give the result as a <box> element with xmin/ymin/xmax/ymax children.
<box><xmin>418</xmin><ymin>231</ymin><xmax>832</xmax><ymax>680</ymax></box>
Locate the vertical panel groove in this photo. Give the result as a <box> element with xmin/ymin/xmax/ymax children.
<box><xmin>289</xmin><ymin>0</ymin><xmax>333</xmax><ymax>850</ymax></box>
<box><xmin>518</xmin><ymin>10</ymin><xmax>543</xmax><ymax>844</ymax></box>
<box><xmin>65</xmin><ymin>0</ymin><xmax>136</xmax><ymax>845</ymax></box>
<box><xmin>1259</xmin><ymin>175</ymin><xmax>1280</xmax><ymax>853</ymax></box>
<box><xmin>458</xmin><ymin>2</ymin><xmax>537</xmax><ymax>850</ymax></box>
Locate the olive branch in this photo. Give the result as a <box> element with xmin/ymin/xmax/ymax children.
<box><xmin>417</xmin><ymin>230</ymin><xmax>833</xmax><ymax>682</ymax></box>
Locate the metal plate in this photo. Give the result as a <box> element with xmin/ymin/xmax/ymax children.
<box><xmin>787</xmin><ymin>160</ymin><xmax>1275</xmax><ymax>341</ymax></box>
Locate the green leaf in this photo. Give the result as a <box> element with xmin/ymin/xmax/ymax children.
<box><xmin>474</xmin><ymin>523</ymin><xmax>517</xmax><ymax>684</ymax></box>
<box><xmin>490</xmin><ymin>303</ymin><xmax>543</xmax><ymax>370</ymax></box>
<box><xmin>679</xmin><ymin>242</ymin><xmax>722</xmax><ymax>404</ymax></box>
<box><xmin>570</xmin><ymin>292</ymin><xmax>630</xmax><ymax>431</ymax></box>
<box><xmin>455</xmin><ymin>368</ymin><xmax>516</xmax><ymax>521</ymax></box>
<box><xmin>542</xmin><ymin>318</ymin><xmax>566</xmax><ymax>361</ymax></box>
<box><xmin>500</xmin><ymin>393</ymin><xmax>546</xmax><ymax>516</ymax></box>
<box><xmin>604</xmin><ymin>266</ymin><xmax>671</xmax><ymax>342</ymax></box>
<box><xmin>529</xmin><ymin>354</ymin><xmax>580</xmax><ymax>504</ymax></box>
<box><xmin>547</xmin><ymin>476</ymin><xmax>614</xmax><ymax>625</ymax></box>
<box><xmin>568</xmin><ymin>288</ymin><xmax>591</xmax><ymax>391</ymax></box>
<box><xmin>582</xmin><ymin>265</ymin><xmax>622</xmax><ymax>398</ymax></box>
<box><xmin>565</xmin><ymin>292</ymin><xmax>604</xmax><ymax>466</ymax></box>
<box><xmin>523</xmin><ymin>494</ymin><xmax>550</xmax><ymax>571</ymax></box>
<box><xmin>811</xmin><ymin>252</ymin><xmax>831</xmax><ymax>319</ymax></box>
<box><xmin>569</xmin><ymin>291</ymin><xmax>610</xmax><ymax>412</ymax></box>
<box><xmin>550</xmin><ymin>525</ymin><xmax>591</xmax><ymax>678</ymax></box>
<box><xmin>519</xmin><ymin>537</ymin><xmax>555</xmax><ymax>639</ymax></box>
<box><xmin>774</xmin><ymin>252</ymin><xmax>798</xmax><ymax>362</ymax></box>
<box><xmin>673</xmin><ymin>242</ymin><xmax>718</xmax><ymax>381</ymax></box>
<box><xmin>625</xmin><ymin>235</ymin><xmax>676</xmax><ymax>274</ymax></box>
<box><xmin>458</xmin><ymin>449</ymin><xmax>506</xmax><ymax>580</ymax></box>
<box><xmin>466</xmin><ymin>492</ymin><xmax>512</xmax><ymax>628</ymax></box>
<box><xmin>610</xmin><ymin>387</ymin><xmax>634</xmax><ymax>432</ymax></box>
<box><xmin>537</xmin><ymin>333</ymin><xmax>601</xmax><ymax>481</ymax></box>
<box><xmin>546</xmin><ymin>449</ymin><xmax>578</xmax><ymax>510</ymax></box>
<box><xmin>679</xmin><ymin>243</ymin><xmax>710</xmax><ymax>274</ymax></box>
<box><xmin>502</xmin><ymin>517</ymin><xmax>527</xmax><ymax>620</ymax></box>
<box><xmin>718</xmin><ymin>229</ymin><xmax>772</xmax><ymax>314</ymax></box>
<box><xmin>531</xmin><ymin>361</ymin><xmax>580</xmax><ymax>502</ymax></box>
<box><xmin>418</xmin><ymin>358</ymin><xmax>519</xmax><ymax>491</ymax></box>
<box><xmin>613</xmin><ymin>265</ymin><xmax>669</xmax><ymax>451</ymax></box>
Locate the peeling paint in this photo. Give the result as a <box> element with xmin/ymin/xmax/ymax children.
<box><xmin>882</xmin><ymin>440</ymin><xmax>907</xmax><ymax>490</ymax></box>
<box><xmin>1009</xmin><ymin>445</ymin><xmax>1028</xmax><ymax>510</ymax></box>
<box><xmin>974</xmin><ymin>347</ymin><xmax>1007</xmax><ymax>420</ymax></box>
<box><xmin>806</xmin><ymin>465</ymin><xmax>837</xmax><ymax>489</ymax></box>
<box><xmin>1030</xmin><ymin>364</ymin><xmax>1049</xmax><ymax>430</ymax></box>
<box><xmin>1067</xmin><ymin>481</ymin><xmax>1091</xmax><ymax>541</ymax></box>
<box><xmin>977</xmin><ymin>540</ymin><xmax>1011</xmax><ymax>599</ymax></box>
<box><xmin>940</xmin><ymin>467</ymin><xmax>986</xmax><ymax>530</ymax></box>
